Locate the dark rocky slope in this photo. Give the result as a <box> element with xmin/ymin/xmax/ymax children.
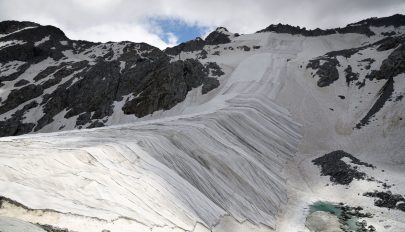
<box><xmin>0</xmin><ymin>21</ymin><xmax>221</xmax><ymax>137</ymax></box>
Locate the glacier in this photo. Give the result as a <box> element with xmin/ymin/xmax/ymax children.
<box><xmin>0</xmin><ymin>16</ymin><xmax>405</xmax><ymax>231</ymax></box>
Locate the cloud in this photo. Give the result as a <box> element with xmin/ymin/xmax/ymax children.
<box><xmin>165</xmin><ymin>32</ymin><xmax>179</xmax><ymax>45</ymax></box>
<box><xmin>0</xmin><ymin>0</ymin><xmax>404</xmax><ymax>49</ymax></box>
<box><xmin>64</xmin><ymin>23</ymin><xmax>178</xmax><ymax>49</ymax></box>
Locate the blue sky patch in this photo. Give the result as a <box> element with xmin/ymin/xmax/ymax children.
<box><xmin>149</xmin><ymin>18</ymin><xmax>210</xmax><ymax>45</ymax></box>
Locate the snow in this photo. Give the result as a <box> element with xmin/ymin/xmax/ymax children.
<box><xmin>106</xmin><ymin>42</ymin><xmax>128</xmax><ymax>61</ymax></box>
<box><xmin>34</xmin><ymin>36</ymin><xmax>50</xmax><ymax>46</ymax></box>
<box><xmin>105</xmin><ymin>94</ymin><xmax>136</xmax><ymax>125</ymax></box>
<box><xmin>119</xmin><ymin>61</ymin><xmax>126</xmax><ymax>73</ymax></box>
<box><xmin>37</xmin><ymin>109</ymin><xmax>79</xmax><ymax>133</ymax></box>
<box><xmin>0</xmin><ymin>60</ymin><xmax>26</xmax><ymax>77</ymax></box>
<box><xmin>0</xmin><ymin>40</ymin><xmax>26</xmax><ymax>50</ymax></box>
<box><xmin>16</xmin><ymin>57</ymin><xmax>56</xmax><ymax>83</ymax></box>
<box><xmin>305</xmin><ymin>211</ymin><xmax>342</xmax><ymax>231</ymax></box>
<box><xmin>60</xmin><ymin>40</ymin><xmax>68</xmax><ymax>46</ymax></box>
<box><xmin>62</xmin><ymin>49</ymin><xmax>97</xmax><ymax>65</ymax></box>
<box><xmin>0</xmin><ymin>216</ymin><xmax>45</xmax><ymax>232</ymax></box>
<box><xmin>0</xmin><ymin>97</ymin><xmax>301</xmax><ymax>231</ymax></box>
<box><xmin>0</xmin><ymin>26</ymin><xmax>37</xmax><ymax>38</ymax></box>
<box><xmin>21</xmin><ymin>104</ymin><xmax>44</xmax><ymax>124</ymax></box>
<box><xmin>0</xmin><ymin>58</ymin><xmax>58</xmax><ymax>116</ymax></box>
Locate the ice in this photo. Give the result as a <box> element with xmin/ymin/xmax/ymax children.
<box><xmin>0</xmin><ymin>217</ymin><xmax>46</xmax><ymax>232</ymax></box>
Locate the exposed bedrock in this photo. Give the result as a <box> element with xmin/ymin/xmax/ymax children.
<box><xmin>122</xmin><ymin>59</ymin><xmax>215</xmax><ymax>117</ymax></box>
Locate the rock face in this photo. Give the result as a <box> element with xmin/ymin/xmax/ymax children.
<box><xmin>0</xmin><ymin>21</ymin><xmax>221</xmax><ymax>137</ymax></box>
<box><xmin>367</xmin><ymin>39</ymin><xmax>405</xmax><ymax>81</ymax></box>
<box><xmin>307</xmin><ymin>57</ymin><xmax>340</xmax><ymax>87</ymax></box>
<box><xmin>312</xmin><ymin>150</ymin><xmax>375</xmax><ymax>185</ymax></box>
<box><xmin>121</xmin><ymin>59</ymin><xmax>212</xmax><ymax>117</ymax></box>
<box><xmin>257</xmin><ymin>14</ymin><xmax>405</xmax><ymax>36</ymax></box>
<box><xmin>364</xmin><ymin>191</ymin><xmax>405</xmax><ymax>212</ymax></box>
<box><xmin>204</xmin><ymin>27</ymin><xmax>232</xmax><ymax>45</ymax></box>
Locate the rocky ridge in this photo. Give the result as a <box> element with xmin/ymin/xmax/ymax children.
<box><xmin>257</xmin><ymin>14</ymin><xmax>405</xmax><ymax>36</ymax></box>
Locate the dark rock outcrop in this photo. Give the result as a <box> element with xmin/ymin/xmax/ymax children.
<box><xmin>202</xmin><ymin>77</ymin><xmax>220</xmax><ymax>94</ymax></box>
<box><xmin>206</xmin><ymin>62</ymin><xmax>225</xmax><ymax>77</ymax></box>
<box><xmin>367</xmin><ymin>39</ymin><xmax>405</xmax><ymax>81</ymax></box>
<box><xmin>355</xmin><ymin>78</ymin><xmax>395</xmax><ymax>129</ymax></box>
<box><xmin>307</xmin><ymin>58</ymin><xmax>340</xmax><ymax>87</ymax></box>
<box><xmin>122</xmin><ymin>59</ymin><xmax>210</xmax><ymax>117</ymax></box>
<box><xmin>14</xmin><ymin>79</ymin><xmax>29</xmax><ymax>87</ymax></box>
<box><xmin>344</xmin><ymin>65</ymin><xmax>359</xmax><ymax>86</ymax></box>
<box><xmin>312</xmin><ymin>150</ymin><xmax>375</xmax><ymax>185</ymax></box>
<box><xmin>364</xmin><ymin>191</ymin><xmax>405</xmax><ymax>212</ymax></box>
<box><xmin>0</xmin><ymin>25</ymin><xmax>69</xmax><ymax>63</ymax></box>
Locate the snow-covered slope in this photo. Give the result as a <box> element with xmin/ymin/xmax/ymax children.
<box><xmin>0</xmin><ymin>15</ymin><xmax>405</xmax><ymax>232</ymax></box>
<box><xmin>0</xmin><ymin>32</ymin><xmax>303</xmax><ymax>231</ymax></box>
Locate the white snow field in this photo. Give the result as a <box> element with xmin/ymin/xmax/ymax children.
<box><xmin>1</xmin><ymin>26</ymin><xmax>405</xmax><ymax>231</ymax></box>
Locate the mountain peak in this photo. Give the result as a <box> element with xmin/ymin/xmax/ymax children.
<box><xmin>164</xmin><ymin>27</ymin><xmax>232</xmax><ymax>56</ymax></box>
<box><xmin>214</xmin><ymin>27</ymin><xmax>229</xmax><ymax>33</ymax></box>
<box><xmin>205</xmin><ymin>27</ymin><xmax>232</xmax><ymax>45</ymax></box>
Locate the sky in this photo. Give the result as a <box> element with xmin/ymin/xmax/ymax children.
<box><xmin>0</xmin><ymin>0</ymin><xmax>404</xmax><ymax>49</ymax></box>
